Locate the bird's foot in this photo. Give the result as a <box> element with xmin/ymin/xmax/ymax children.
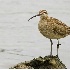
<box><xmin>50</xmin><ymin>53</ymin><xmax>53</xmax><ymax>57</ymax></box>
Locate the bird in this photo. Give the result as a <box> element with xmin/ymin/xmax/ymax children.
<box><xmin>28</xmin><ymin>10</ymin><xmax>70</xmax><ymax>57</ymax></box>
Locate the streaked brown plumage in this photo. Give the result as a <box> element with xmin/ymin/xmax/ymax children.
<box><xmin>28</xmin><ymin>10</ymin><xmax>70</xmax><ymax>57</ymax></box>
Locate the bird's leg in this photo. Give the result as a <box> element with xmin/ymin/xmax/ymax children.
<box><xmin>57</xmin><ymin>39</ymin><xmax>61</xmax><ymax>57</ymax></box>
<box><xmin>50</xmin><ymin>39</ymin><xmax>53</xmax><ymax>56</ymax></box>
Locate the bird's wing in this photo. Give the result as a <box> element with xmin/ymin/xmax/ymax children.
<box><xmin>50</xmin><ymin>17</ymin><xmax>67</xmax><ymax>27</ymax></box>
<box><xmin>50</xmin><ymin>17</ymin><xmax>67</xmax><ymax>36</ymax></box>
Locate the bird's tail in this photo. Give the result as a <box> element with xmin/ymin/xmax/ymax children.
<box><xmin>67</xmin><ymin>27</ymin><xmax>70</xmax><ymax>35</ymax></box>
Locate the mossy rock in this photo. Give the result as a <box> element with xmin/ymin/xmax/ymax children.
<box><xmin>10</xmin><ymin>55</ymin><xmax>67</xmax><ymax>69</ymax></box>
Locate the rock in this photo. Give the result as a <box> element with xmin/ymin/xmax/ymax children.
<box><xmin>10</xmin><ymin>55</ymin><xmax>67</xmax><ymax>69</ymax></box>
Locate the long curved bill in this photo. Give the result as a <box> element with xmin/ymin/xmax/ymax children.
<box><xmin>28</xmin><ymin>14</ymin><xmax>40</xmax><ymax>21</ymax></box>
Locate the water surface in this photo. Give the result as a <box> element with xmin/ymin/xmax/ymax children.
<box><xmin>0</xmin><ymin>0</ymin><xmax>70</xmax><ymax>69</ymax></box>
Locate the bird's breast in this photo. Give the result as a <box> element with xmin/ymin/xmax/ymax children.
<box><xmin>38</xmin><ymin>22</ymin><xmax>65</xmax><ymax>39</ymax></box>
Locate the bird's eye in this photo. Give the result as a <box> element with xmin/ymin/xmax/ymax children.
<box><xmin>44</xmin><ymin>12</ymin><xmax>47</xmax><ymax>14</ymax></box>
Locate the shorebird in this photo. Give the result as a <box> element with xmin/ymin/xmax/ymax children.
<box><xmin>28</xmin><ymin>10</ymin><xmax>70</xmax><ymax>57</ymax></box>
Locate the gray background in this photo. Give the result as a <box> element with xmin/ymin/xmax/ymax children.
<box><xmin>0</xmin><ymin>0</ymin><xmax>70</xmax><ymax>69</ymax></box>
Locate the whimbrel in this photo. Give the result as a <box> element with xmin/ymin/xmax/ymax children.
<box><xmin>28</xmin><ymin>10</ymin><xmax>70</xmax><ymax>57</ymax></box>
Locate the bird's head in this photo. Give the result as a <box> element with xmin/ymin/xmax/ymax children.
<box><xmin>39</xmin><ymin>10</ymin><xmax>48</xmax><ymax>16</ymax></box>
<box><xmin>28</xmin><ymin>10</ymin><xmax>48</xmax><ymax>21</ymax></box>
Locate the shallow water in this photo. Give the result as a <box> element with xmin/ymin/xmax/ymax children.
<box><xmin>0</xmin><ymin>0</ymin><xmax>70</xmax><ymax>69</ymax></box>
